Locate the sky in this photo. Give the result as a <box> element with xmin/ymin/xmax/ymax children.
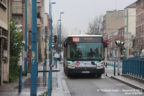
<box><xmin>45</xmin><ymin>0</ymin><xmax>137</xmax><ymax>35</ymax></box>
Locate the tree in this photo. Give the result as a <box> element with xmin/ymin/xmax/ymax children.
<box><xmin>87</xmin><ymin>15</ymin><xmax>103</xmax><ymax>35</ymax></box>
<box><xmin>9</xmin><ymin>19</ymin><xmax>23</xmax><ymax>82</ymax></box>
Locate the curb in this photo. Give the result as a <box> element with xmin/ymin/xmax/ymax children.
<box><xmin>111</xmin><ymin>76</ymin><xmax>144</xmax><ymax>92</ymax></box>
<box><xmin>61</xmin><ymin>79</ymin><xmax>71</xmax><ymax>96</ymax></box>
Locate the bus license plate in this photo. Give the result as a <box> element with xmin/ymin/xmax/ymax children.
<box><xmin>81</xmin><ymin>71</ymin><xmax>90</xmax><ymax>73</ymax></box>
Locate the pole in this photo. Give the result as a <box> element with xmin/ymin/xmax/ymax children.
<box><xmin>18</xmin><ymin>53</ymin><xmax>23</xmax><ymax>93</ymax></box>
<box><xmin>43</xmin><ymin>26</ymin><xmax>48</xmax><ymax>86</ymax></box>
<box><xmin>126</xmin><ymin>9</ymin><xmax>129</xmax><ymax>58</ymax></box>
<box><xmin>30</xmin><ymin>0</ymin><xmax>38</xmax><ymax>96</ymax></box>
<box><xmin>114</xmin><ymin>60</ymin><xmax>116</xmax><ymax>76</ymax></box>
<box><xmin>117</xmin><ymin>47</ymin><xmax>120</xmax><ymax>75</ymax></box>
<box><xmin>105</xmin><ymin>48</ymin><xmax>107</xmax><ymax>67</ymax></box>
<box><xmin>48</xmin><ymin>0</ymin><xmax>53</xmax><ymax>96</ymax></box>
<box><xmin>24</xmin><ymin>0</ymin><xmax>27</xmax><ymax>76</ymax></box>
<box><xmin>117</xmin><ymin>29</ymin><xmax>120</xmax><ymax>75</ymax></box>
<box><xmin>57</xmin><ymin>14</ymin><xmax>61</xmax><ymax>55</ymax></box>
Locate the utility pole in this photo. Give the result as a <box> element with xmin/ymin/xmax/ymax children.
<box><xmin>24</xmin><ymin>0</ymin><xmax>27</xmax><ymax>76</ymax></box>
<box><xmin>30</xmin><ymin>0</ymin><xmax>38</xmax><ymax>96</ymax></box>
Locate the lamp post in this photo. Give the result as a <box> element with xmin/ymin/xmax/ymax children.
<box><xmin>57</xmin><ymin>12</ymin><xmax>64</xmax><ymax>59</ymax></box>
<box><xmin>58</xmin><ymin>12</ymin><xmax>64</xmax><ymax>53</ymax></box>
<box><xmin>48</xmin><ymin>0</ymin><xmax>56</xmax><ymax>96</ymax></box>
<box><xmin>115</xmin><ymin>40</ymin><xmax>124</xmax><ymax>75</ymax></box>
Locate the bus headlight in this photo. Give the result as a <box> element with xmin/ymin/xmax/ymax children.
<box><xmin>67</xmin><ymin>61</ymin><xmax>75</xmax><ymax>69</ymax></box>
<box><xmin>97</xmin><ymin>61</ymin><xmax>104</xmax><ymax>69</ymax></box>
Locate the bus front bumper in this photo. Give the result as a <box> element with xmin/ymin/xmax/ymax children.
<box><xmin>66</xmin><ymin>67</ymin><xmax>105</xmax><ymax>74</ymax></box>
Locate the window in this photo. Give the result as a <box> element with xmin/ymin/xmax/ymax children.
<box><xmin>0</xmin><ymin>0</ymin><xmax>6</xmax><ymax>5</ymax></box>
<box><xmin>13</xmin><ymin>0</ymin><xmax>22</xmax><ymax>1</ymax></box>
<box><xmin>0</xmin><ymin>0</ymin><xmax>7</xmax><ymax>9</ymax></box>
<box><xmin>67</xmin><ymin>42</ymin><xmax>104</xmax><ymax>60</ymax></box>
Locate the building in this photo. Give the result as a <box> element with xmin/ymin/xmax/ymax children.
<box><xmin>103</xmin><ymin>10</ymin><xmax>125</xmax><ymax>37</ymax></box>
<box><xmin>11</xmin><ymin>0</ymin><xmax>24</xmax><ymax>34</ymax></box>
<box><xmin>37</xmin><ymin>0</ymin><xmax>45</xmax><ymax>62</ymax></box>
<box><xmin>103</xmin><ymin>10</ymin><xmax>125</xmax><ymax>58</ymax></box>
<box><xmin>135</xmin><ymin>0</ymin><xmax>144</xmax><ymax>55</ymax></box>
<box><xmin>44</xmin><ymin>13</ymin><xmax>49</xmax><ymax>58</ymax></box>
<box><xmin>124</xmin><ymin>2</ymin><xmax>136</xmax><ymax>57</ymax></box>
<box><xmin>0</xmin><ymin>0</ymin><xmax>10</xmax><ymax>85</ymax></box>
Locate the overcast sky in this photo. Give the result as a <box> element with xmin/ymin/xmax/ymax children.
<box><xmin>45</xmin><ymin>0</ymin><xmax>137</xmax><ymax>35</ymax></box>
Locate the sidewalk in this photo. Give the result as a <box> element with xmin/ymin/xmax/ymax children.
<box><xmin>111</xmin><ymin>75</ymin><xmax>144</xmax><ymax>92</ymax></box>
<box><xmin>106</xmin><ymin>64</ymin><xmax>144</xmax><ymax>91</ymax></box>
<box><xmin>0</xmin><ymin>60</ymin><xmax>71</xmax><ymax>96</ymax></box>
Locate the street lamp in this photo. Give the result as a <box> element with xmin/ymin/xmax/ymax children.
<box><xmin>48</xmin><ymin>0</ymin><xmax>56</xmax><ymax>96</ymax></box>
<box><xmin>115</xmin><ymin>40</ymin><xmax>124</xmax><ymax>75</ymax></box>
<box><xmin>115</xmin><ymin>40</ymin><xmax>124</xmax><ymax>47</ymax></box>
<box><xmin>57</xmin><ymin>11</ymin><xmax>64</xmax><ymax>60</ymax></box>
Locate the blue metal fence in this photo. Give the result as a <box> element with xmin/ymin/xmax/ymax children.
<box><xmin>122</xmin><ymin>57</ymin><xmax>144</xmax><ymax>79</ymax></box>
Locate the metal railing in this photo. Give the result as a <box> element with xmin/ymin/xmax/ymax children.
<box><xmin>122</xmin><ymin>57</ymin><xmax>144</xmax><ymax>79</ymax></box>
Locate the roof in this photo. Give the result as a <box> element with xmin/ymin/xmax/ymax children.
<box><xmin>126</xmin><ymin>2</ymin><xmax>136</xmax><ymax>8</ymax></box>
<box><xmin>67</xmin><ymin>35</ymin><xmax>103</xmax><ymax>37</ymax></box>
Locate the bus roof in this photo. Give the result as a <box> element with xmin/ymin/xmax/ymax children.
<box><xmin>67</xmin><ymin>35</ymin><xmax>103</xmax><ymax>37</ymax></box>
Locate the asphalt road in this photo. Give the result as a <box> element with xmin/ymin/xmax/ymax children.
<box><xmin>60</xmin><ymin>64</ymin><xmax>143</xmax><ymax>96</ymax></box>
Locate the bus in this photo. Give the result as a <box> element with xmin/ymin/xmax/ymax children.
<box><xmin>63</xmin><ymin>35</ymin><xmax>106</xmax><ymax>77</ymax></box>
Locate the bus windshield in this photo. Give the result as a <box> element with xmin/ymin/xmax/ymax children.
<box><xmin>67</xmin><ymin>42</ymin><xmax>104</xmax><ymax>60</ymax></box>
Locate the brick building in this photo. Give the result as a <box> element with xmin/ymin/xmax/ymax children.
<box><xmin>135</xmin><ymin>0</ymin><xmax>144</xmax><ymax>54</ymax></box>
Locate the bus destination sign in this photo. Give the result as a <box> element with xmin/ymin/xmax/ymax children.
<box><xmin>72</xmin><ymin>37</ymin><xmax>80</xmax><ymax>42</ymax></box>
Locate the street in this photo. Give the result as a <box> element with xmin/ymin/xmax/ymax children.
<box><xmin>59</xmin><ymin>64</ymin><xmax>143</xmax><ymax>96</ymax></box>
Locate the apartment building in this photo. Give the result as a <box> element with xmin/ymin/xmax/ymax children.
<box><xmin>0</xmin><ymin>0</ymin><xmax>10</xmax><ymax>85</ymax></box>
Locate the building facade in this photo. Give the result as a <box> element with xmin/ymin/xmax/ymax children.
<box><xmin>27</xmin><ymin>0</ymin><xmax>32</xmax><ymax>72</ymax></box>
<box><xmin>103</xmin><ymin>10</ymin><xmax>125</xmax><ymax>58</ymax></box>
<box><xmin>0</xmin><ymin>0</ymin><xmax>10</xmax><ymax>85</ymax></box>
<box><xmin>103</xmin><ymin>10</ymin><xmax>125</xmax><ymax>36</ymax></box>
<box><xmin>37</xmin><ymin>0</ymin><xmax>45</xmax><ymax>62</ymax></box>
<box><xmin>124</xmin><ymin>2</ymin><xmax>136</xmax><ymax>57</ymax></box>
<box><xmin>44</xmin><ymin>13</ymin><xmax>49</xmax><ymax>59</ymax></box>
<box><xmin>135</xmin><ymin>0</ymin><xmax>144</xmax><ymax>55</ymax></box>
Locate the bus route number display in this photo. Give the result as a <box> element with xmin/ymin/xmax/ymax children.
<box><xmin>72</xmin><ymin>37</ymin><xmax>80</xmax><ymax>42</ymax></box>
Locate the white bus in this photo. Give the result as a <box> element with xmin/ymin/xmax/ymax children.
<box><xmin>63</xmin><ymin>35</ymin><xmax>106</xmax><ymax>77</ymax></box>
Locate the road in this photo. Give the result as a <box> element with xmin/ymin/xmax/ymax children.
<box><xmin>60</xmin><ymin>64</ymin><xmax>143</xmax><ymax>96</ymax></box>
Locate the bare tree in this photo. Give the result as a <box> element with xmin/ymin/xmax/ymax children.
<box><xmin>87</xmin><ymin>15</ymin><xmax>103</xmax><ymax>35</ymax></box>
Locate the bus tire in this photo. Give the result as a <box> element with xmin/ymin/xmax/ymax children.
<box><xmin>64</xmin><ymin>68</ymin><xmax>71</xmax><ymax>77</ymax></box>
<box><xmin>97</xmin><ymin>74</ymin><xmax>102</xmax><ymax>78</ymax></box>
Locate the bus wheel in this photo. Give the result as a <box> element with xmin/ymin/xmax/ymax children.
<box><xmin>64</xmin><ymin>68</ymin><xmax>71</xmax><ymax>77</ymax></box>
<box><xmin>97</xmin><ymin>74</ymin><xmax>102</xmax><ymax>78</ymax></box>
